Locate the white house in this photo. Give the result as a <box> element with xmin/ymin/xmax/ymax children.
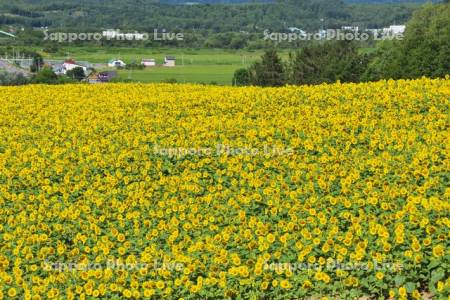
<box><xmin>163</xmin><ymin>56</ymin><xmax>176</xmax><ymax>67</ymax></box>
<box><xmin>383</xmin><ymin>25</ymin><xmax>406</xmax><ymax>35</ymax></box>
<box><xmin>341</xmin><ymin>26</ymin><xmax>359</xmax><ymax>32</ymax></box>
<box><xmin>61</xmin><ymin>59</ymin><xmax>88</xmax><ymax>75</ymax></box>
<box><xmin>287</xmin><ymin>27</ymin><xmax>307</xmax><ymax>37</ymax></box>
<box><xmin>141</xmin><ymin>59</ymin><xmax>156</xmax><ymax>67</ymax></box>
<box><xmin>108</xmin><ymin>59</ymin><xmax>126</xmax><ymax>68</ymax></box>
<box><xmin>288</xmin><ymin>27</ymin><xmax>303</xmax><ymax>33</ymax></box>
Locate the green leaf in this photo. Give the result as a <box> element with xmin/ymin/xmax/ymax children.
<box><xmin>428</xmin><ymin>259</ymin><xmax>440</xmax><ymax>270</ymax></box>
<box><xmin>405</xmin><ymin>282</ymin><xmax>416</xmax><ymax>293</ymax></box>
<box><xmin>430</xmin><ymin>268</ymin><xmax>445</xmax><ymax>284</ymax></box>
<box><xmin>394</xmin><ymin>274</ymin><xmax>405</xmax><ymax>286</ymax></box>
<box><xmin>428</xmin><ymin>281</ymin><xmax>437</xmax><ymax>294</ymax></box>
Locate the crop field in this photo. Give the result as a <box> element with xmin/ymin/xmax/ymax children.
<box><xmin>115</xmin><ymin>65</ymin><xmax>240</xmax><ymax>85</ymax></box>
<box><xmin>0</xmin><ymin>78</ymin><xmax>449</xmax><ymax>299</ymax></box>
<box><xmin>44</xmin><ymin>47</ymin><xmax>264</xmax><ymax>65</ymax></box>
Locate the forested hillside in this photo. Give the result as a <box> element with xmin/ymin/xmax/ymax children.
<box><xmin>0</xmin><ymin>0</ymin><xmax>419</xmax><ymax>31</ymax></box>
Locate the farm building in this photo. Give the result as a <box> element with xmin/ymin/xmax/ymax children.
<box><xmin>108</xmin><ymin>59</ymin><xmax>126</xmax><ymax>68</ymax></box>
<box><xmin>87</xmin><ymin>71</ymin><xmax>118</xmax><ymax>83</ymax></box>
<box><xmin>383</xmin><ymin>25</ymin><xmax>405</xmax><ymax>35</ymax></box>
<box><xmin>141</xmin><ymin>59</ymin><xmax>156</xmax><ymax>67</ymax></box>
<box><xmin>98</xmin><ymin>71</ymin><xmax>118</xmax><ymax>82</ymax></box>
<box><xmin>51</xmin><ymin>64</ymin><xmax>65</xmax><ymax>76</ymax></box>
<box><xmin>62</xmin><ymin>59</ymin><xmax>88</xmax><ymax>74</ymax></box>
<box><xmin>341</xmin><ymin>26</ymin><xmax>359</xmax><ymax>32</ymax></box>
<box><xmin>163</xmin><ymin>56</ymin><xmax>176</xmax><ymax>67</ymax></box>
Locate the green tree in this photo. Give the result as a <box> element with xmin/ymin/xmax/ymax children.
<box><xmin>232</xmin><ymin>68</ymin><xmax>251</xmax><ymax>86</ymax></box>
<box><xmin>66</xmin><ymin>67</ymin><xmax>86</xmax><ymax>81</ymax></box>
<box><xmin>401</xmin><ymin>3</ymin><xmax>450</xmax><ymax>78</ymax></box>
<box><xmin>30</xmin><ymin>52</ymin><xmax>44</xmax><ymax>73</ymax></box>
<box><xmin>32</xmin><ymin>67</ymin><xmax>57</xmax><ymax>84</ymax></box>
<box><xmin>290</xmin><ymin>41</ymin><xmax>369</xmax><ymax>85</ymax></box>
<box><xmin>364</xmin><ymin>2</ymin><xmax>449</xmax><ymax>81</ymax></box>
<box><xmin>362</xmin><ymin>40</ymin><xmax>405</xmax><ymax>81</ymax></box>
<box><xmin>290</xmin><ymin>43</ymin><xmax>327</xmax><ymax>85</ymax></box>
<box><xmin>249</xmin><ymin>49</ymin><xmax>285</xmax><ymax>87</ymax></box>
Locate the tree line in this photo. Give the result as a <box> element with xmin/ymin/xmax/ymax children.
<box><xmin>233</xmin><ymin>2</ymin><xmax>449</xmax><ymax>86</ymax></box>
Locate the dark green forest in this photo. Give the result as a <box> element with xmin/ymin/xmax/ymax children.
<box><xmin>0</xmin><ymin>0</ymin><xmax>420</xmax><ymax>31</ymax></box>
<box><xmin>0</xmin><ymin>0</ymin><xmax>430</xmax><ymax>50</ymax></box>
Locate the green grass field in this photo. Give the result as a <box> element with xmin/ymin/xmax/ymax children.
<box><xmin>41</xmin><ymin>47</ymin><xmax>280</xmax><ymax>85</ymax></box>
<box><xmin>46</xmin><ymin>47</ymin><xmax>265</xmax><ymax>65</ymax></box>
<box><xmin>116</xmin><ymin>65</ymin><xmax>240</xmax><ymax>85</ymax></box>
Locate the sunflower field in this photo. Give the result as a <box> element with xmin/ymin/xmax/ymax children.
<box><xmin>0</xmin><ymin>78</ymin><xmax>449</xmax><ymax>299</ymax></box>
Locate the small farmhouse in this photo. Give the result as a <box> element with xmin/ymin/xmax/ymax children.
<box><xmin>141</xmin><ymin>59</ymin><xmax>156</xmax><ymax>67</ymax></box>
<box><xmin>163</xmin><ymin>56</ymin><xmax>176</xmax><ymax>67</ymax></box>
<box><xmin>341</xmin><ymin>26</ymin><xmax>359</xmax><ymax>32</ymax></box>
<box><xmin>51</xmin><ymin>64</ymin><xmax>65</xmax><ymax>76</ymax></box>
<box><xmin>383</xmin><ymin>25</ymin><xmax>406</xmax><ymax>35</ymax></box>
<box><xmin>60</xmin><ymin>59</ymin><xmax>88</xmax><ymax>75</ymax></box>
<box><xmin>87</xmin><ymin>71</ymin><xmax>118</xmax><ymax>83</ymax></box>
<box><xmin>108</xmin><ymin>59</ymin><xmax>126</xmax><ymax>68</ymax></box>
